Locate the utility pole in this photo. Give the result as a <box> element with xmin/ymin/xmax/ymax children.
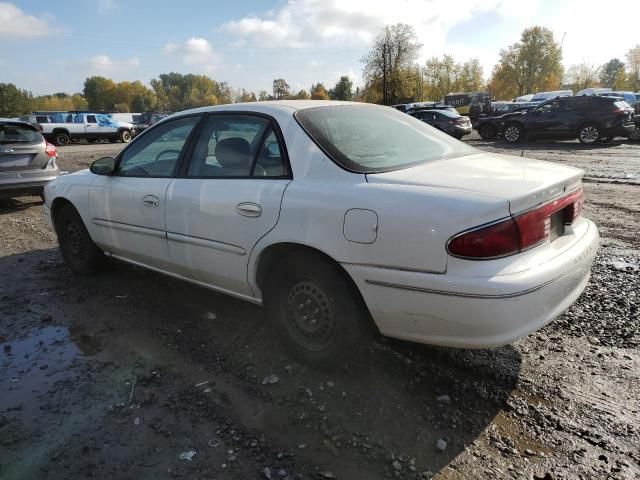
<box><xmin>382</xmin><ymin>41</ymin><xmax>387</xmax><ymax>105</ymax></box>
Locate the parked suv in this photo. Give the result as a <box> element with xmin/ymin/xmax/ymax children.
<box><xmin>500</xmin><ymin>96</ymin><xmax>635</xmax><ymax>144</ymax></box>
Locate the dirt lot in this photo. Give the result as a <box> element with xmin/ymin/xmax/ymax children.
<box><xmin>1</xmin><ymin>136</ymin><xmax>639</xmax><ymax>480</ymax></box>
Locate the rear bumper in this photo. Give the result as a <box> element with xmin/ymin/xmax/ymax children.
<box><xmin>605</xmin><ymin>123</ymin><xmax>636</xmax><ymax>137</ymax></box>
<box><xmin>344</xmin><ymin>218</ymin><xmax>599</xmax><ymax>348</ymax></box>
<box><xmin>0</xmin><ymin>177</ymin><xmax>57</xmax><ymax>198</ymax></box>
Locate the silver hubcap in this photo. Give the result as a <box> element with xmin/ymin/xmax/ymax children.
<box><xmin>580</xmin><ymin>126</ymin><xmax>599</xmax><ymax>143</ymax></box>
<box><xmin>504</xmin><ymin>126</ymin><xmax>520</xmax><ymax>142</ymax></box>
<box><xmin>286</xmin><ymin>281</ymin><xmax>335</xmax><ymax>351</ymax></box>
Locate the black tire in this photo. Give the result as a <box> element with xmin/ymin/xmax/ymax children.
<box><xmin>503</xmin><ymin>123</ymin><xmax>522</xmax><ymax>143</ymax></box>
<box><xmin>264</xmin><ymin>251</ymin><xmax>369</xmax><ymax>367</ymax></box>
<box><xmin>54</xmin><ymin>204</ymin><xmax>106</xmax><ymax>275</ymax></box>
<box><xmin>478</xmin><ymin>124</ymin><xmax>495</xmax><ymax>140</ymax></box>
<box><xmin>119</xmin><ymin>130</ymin><xmax>132</xmax><ymax>143</ymax></box>
<box><xmin>54</xmin><ymin>132</ymin><xmax>70</xmax><ymax>146</ymax></box>
<box><xmin>578</xmin><ymin>123</ymin><xmax>600</xmax><ymax>144</ymax></box>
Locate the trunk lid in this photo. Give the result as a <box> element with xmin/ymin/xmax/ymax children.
<box><xmin>0</xmin><ymin>142</ymin><xmax>48</xmax><ymax>172</ymax></box>
<box><xmin>366</xmin><ymin>152</ymin><xmax>583</xmax><ymax>214</ymax></box>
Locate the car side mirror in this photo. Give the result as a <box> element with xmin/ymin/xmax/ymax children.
<box><xmin>90</xmin><ymin>157</ymin><xmax>115</xmax><ymax>175</ymax></box>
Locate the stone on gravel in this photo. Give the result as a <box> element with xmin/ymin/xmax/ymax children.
<box><xmin>392</xmin><ymin>460</ymin><xmax>402</xmax><ymax>471</ymax></box>
<box><xmin>178</xmin><ymin>450</ymin><xmax>196</xmax><ymax>461</ymax></box>
<box><xmin>262</xmin><ymin>374</ymin><xmax>280</xmax><ymax>385</ymax></box>
<box><xmin>436</xmin><ymin>439</ymin><xmax>447</xmax><ymax>451</ymax></box>
<box><xmin>436</xmin><ymin>394</ymin><xmax>451</xmax><ymax>404</ymax></box>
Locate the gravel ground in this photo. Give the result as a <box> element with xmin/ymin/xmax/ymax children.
<box><xmin>1</xmin><ymin>136</ymin><xmax>639</xmax><ymax>480</ymax></box>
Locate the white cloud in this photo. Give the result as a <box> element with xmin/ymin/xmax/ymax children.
<box><xmin>163</xmin><ymin>37</ymin><xmax>218</xmax><ymax>71</ymax></box>
<box><xmin>221</xmin><ymin>0</ymin><xmax>527</xmax><ymax>52</ymax></box>
<box><xmin>97</xmin><ymin>0</ymin><xmax>117</xmax><ymax>15</ymax></box>
<box><xmin>0</xmin><ymin>2</ymin><xmax>54</xmax><ymax>38</ymax></box>
<box><xmin>88</xmin><ymin>54</ymin><xmax>140</xmax><ymax>72</ymax></box>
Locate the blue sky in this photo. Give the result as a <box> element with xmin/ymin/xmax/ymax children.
<box><xmin>2</xmin><ymin>0</ymin><xmax>639</xmax><ymax>95</ymax></box>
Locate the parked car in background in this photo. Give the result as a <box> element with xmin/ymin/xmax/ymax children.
<box><xmin>515</xmin><ymin>94</ymin><xmax>534</xmax><ymax>102</ymax></box>
<box><xmin>475</xmin><ymin>103</ymin><xmax>535</xmax><ymax>139</ymax></box>
<box><xmin>409</xmin><ymin>109</ymin><xmax>472</xmax><ymax>139</ymax></box>
<box><xmin>0</xmin><ymin>119</ymin><xmax>59</xmax><ymax>199</ymax></box>
<box><xmin>19</xmin><ymin>114</ymin><xmax>52</xmax><ymax>129</ymax></box>
<box><xmin>405</xmin><ymin>103</ymin><xmax>458</xmax><ymax>115</ymax></box>
<box><xmin>500</xmin><ymin>96</ymin><xmax>635</xmax><ymax>144</ymax></box>
<box><xmin>43</xmin><ymin>101</ymin><xmax>598</xmax><ymax>366</ymax></box>
<box><xmin>576</xmin><ymin>88</ymin><xmax>612</xmax><ymax>96</ymax></box>
<box><xmin>41</xmin><ymin>113</ymin><xmax>135</xmax><ymax>146</ymax></box>
<box><xmin>530</xmin><ymin>90</ymin><xmax>573</xmax><ymax>103</ymax></box>
<box><xmin>134</xmin><ymin>111</ymin><xmax>169</xmax><ymax>132</ymax></box>
<box><xmin>598</xmin><ymin>91</ymin><xmax>638</xmax><ymax>113</ymax></box>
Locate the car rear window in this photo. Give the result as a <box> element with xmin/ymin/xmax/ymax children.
<box><xmin>295</xmin><ymin>105</ymin><xmax>476</xmax><ymax>173</ymax></box>
<box><xmin>0</xmin><ymin>123</ymin><xmax>42</xmax><ymax>144</ymax></box>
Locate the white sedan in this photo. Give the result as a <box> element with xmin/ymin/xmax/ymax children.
<box><xmin>43</xmin><ymin>101</ymin><xmax>599</xmax><ymax>365</ymax></box>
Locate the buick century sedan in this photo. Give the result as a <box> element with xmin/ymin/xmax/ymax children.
<box><xmin>43</xmin><ymin>101</ymin><xmax>599</xmax><ymax>365</ymax></box>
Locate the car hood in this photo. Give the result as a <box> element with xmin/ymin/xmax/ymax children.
<box><xmin>365</xmin><ymin>152</ymin><xmax>583</xmax><ymax>214</ymax></box>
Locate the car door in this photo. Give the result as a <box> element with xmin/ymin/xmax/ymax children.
<box><xmin>89</xmin><ymin>114</ymin><xmax>201</xmax><ymax>269</ymax></box>
<box><xmin>165</xmin><ymin>113</ymin><xmax>291</xmax><ymax>298</ymax></box>
<box><xmin>526</xmin><ymin>100</ymin><xmax>563</xmax><ymax>138</ymax></box>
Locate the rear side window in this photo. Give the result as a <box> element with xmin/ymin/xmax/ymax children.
<box><xmin>0</xmin><ymin>124</ymin><xmax>42</xmax><ymax>144</ymax></box>
<box><xmin>36</xmin><ymin>116</ymin><xmax>49</xmax><ymax>123</ymax></box>
<box><xmin>87</xmin><ymin>115</ymin><xmax>97</xmax><ymax>123</ymax></box>
<box><xmin>295</xmin><ymin>105</ymin><xmax>476</xmax><ymax>173</ymax></box>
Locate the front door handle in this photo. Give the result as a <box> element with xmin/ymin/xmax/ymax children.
<box><xmin>236</xmin><ymin>202</ymin><xmax>262</xmax><ymax>217</ymax></box>
<box><xmin>142</xmin><ymin>195</ymin><xmax>160</xmax><ymax>208</ymax></box>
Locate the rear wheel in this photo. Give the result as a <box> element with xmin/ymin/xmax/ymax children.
<box><xmin>55</xmin><ymin>204</ymin><xmax>106</xmax><ymax>275</ymax></box>
<box><xmin>54</xmin><ymin>132</ymin><xmax>70</xmax><ymax>146</ymax></box>
<box><xmin>503</xmin><ymin>123</ymin><xmax>522</xmax><ymax>143</ymax></box>
<box><xmin>264</xmin><ymin>252</ymin><xmax>369</xmax><ymax>367</ymax></box>
<box><xmin>578</xmin><ymin>124</ymin><xmax>600</xmax><ymax>144</ymax></box>
<box><xmin>478</xmin><ymin>124</ymin><xmax>495</xmax><ymax>140</ymax></box>
<box><xmin>119</xmin><ymin>130</ymin><xmax>132</xmax><ymax>143</ymax></box>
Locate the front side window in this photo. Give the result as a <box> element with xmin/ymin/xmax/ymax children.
<box><xmin>187</xmin><ymin>115</ymin><xmax>286</xmax><ymax>177</ymax></box>
<box><xmin>295</xmin><ymin>105</ymin><xmax>476</xmax><ymax>173</ymax></box>
<box><xmin>116</xmin><ymin>115</ymin><xmax>199</xmax><ymax>177</ymax></box>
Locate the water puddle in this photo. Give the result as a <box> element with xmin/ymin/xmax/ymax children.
<box><xmin>492</xmin><ymin>411</ymin><xmax>553</xmax><ymax>455</ymax></box>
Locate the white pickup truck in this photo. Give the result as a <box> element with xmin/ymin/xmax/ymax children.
<box><xmin>41</xmin><ymin>113</ymin><xmax>135</xmax><ymax>146</ymax></box>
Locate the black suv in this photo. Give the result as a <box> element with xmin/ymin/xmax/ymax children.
<box><xmin>498</xmin><ymin>96</ymin><xmax>635</xmax><ymax>144</ymax></box>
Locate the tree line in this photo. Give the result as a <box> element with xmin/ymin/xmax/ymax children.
<box><xmin>1</xmin><ymin>24</ymin><xmax>639</xmax><ymax>118</ymax></box>
<box><xmin>0</xmin><ymin>74</ymin><xmax>356</xmax><ymax>118</ymax></box>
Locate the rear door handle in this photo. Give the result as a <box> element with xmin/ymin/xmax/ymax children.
<box><xmin>236</xmin><ymin>202</ymin><xmax>262</xmax><ymax>217</ymax></box>
<box><xmin>142</xmin><ymin>195</ymin><xmax>159</xmax><ymax>208</ymax></box>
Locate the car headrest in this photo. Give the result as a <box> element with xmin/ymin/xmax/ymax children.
<box><xmin>215</xmin><ymin>138</ymin><xmax>251</xmax><ymax>169</ymax></box>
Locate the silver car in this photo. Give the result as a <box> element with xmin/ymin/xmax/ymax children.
<box><xmin>0</xmin><ymin>119</ymin><xmax>59</xmax><ymax>199</ymax></box>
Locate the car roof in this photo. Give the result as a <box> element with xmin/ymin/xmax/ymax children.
<box><xmin>0</xmin><ymin>118</ymin><xmax>37</xmax><ymax>130</ymax></box>
<box><xmin>176</xmin><ymin>100</ymin><xmax>361</xmax><ymax>117</ymax></box>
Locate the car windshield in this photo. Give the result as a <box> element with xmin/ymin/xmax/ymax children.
<box><xmin>0</xmin><ymin>123</ymin><xmax>41</xmax><ymax>144</ymax></box>
<box><xmin>295</xmin><ymin>105</ymin><xmax>476</xmax><ymax>173</ymax></box>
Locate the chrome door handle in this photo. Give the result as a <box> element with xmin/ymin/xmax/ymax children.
<box><xmin>236</xmin><ymin>202</ymin><xmax>262</xmax><ymax>217</ymax></box>
<box><xmin>142</xmin><ymin>195</ymin><xmax>159</xmax><ymax>208</ymax></box>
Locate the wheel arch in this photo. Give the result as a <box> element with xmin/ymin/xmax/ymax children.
<box><xmin>52</xmin><ymin>128</ymin><xmax>70</xmax><ymax>136</ymax></box>
<box><xmin>50</xmin><ymin>196</ymin><xmax>73</xmax><ymax>229</ymax></box>
<box><xmin>253</xmin><ymin>242</ymin><xmax>376</xmax><ymax>331</ymax></box>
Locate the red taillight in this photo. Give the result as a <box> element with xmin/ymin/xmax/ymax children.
<box><xmin>447</xmin><ymin>218</ymin><xmax>520</xmax><ymax>259</ymax></box>
<box><xmin>448</xmin><ymin>188</ymin><xmax>584</xmax><ymax>259</ymax></box>
<box><xmin>45</xmin><ymin>142</ymin><xmax>57</xmax><ymax>158</ymax></box>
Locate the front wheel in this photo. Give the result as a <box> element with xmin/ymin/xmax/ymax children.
<box><xmin>503</xmin><ymin>124</ymin><xmax>522</xmax><ymax>143</ymax></box>
<box><xmin>264</xmin><ymin>252</ymin><xmax>369</xmax><ymax>367</ymax></box>
<box><xmin>578</xmin><ymin>124</ymin><xmax>600</xmax><ymax>144</ymax></box>
<box><xmin>55</xmin><ymin>204</ymin><xmax>106</xmax><ymax>275</ymax></box>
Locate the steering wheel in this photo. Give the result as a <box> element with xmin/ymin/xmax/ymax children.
<box><xmin>155</xmin><ymin>149</ymin><xmax>182</xmax><ymax>162</ymax></box>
